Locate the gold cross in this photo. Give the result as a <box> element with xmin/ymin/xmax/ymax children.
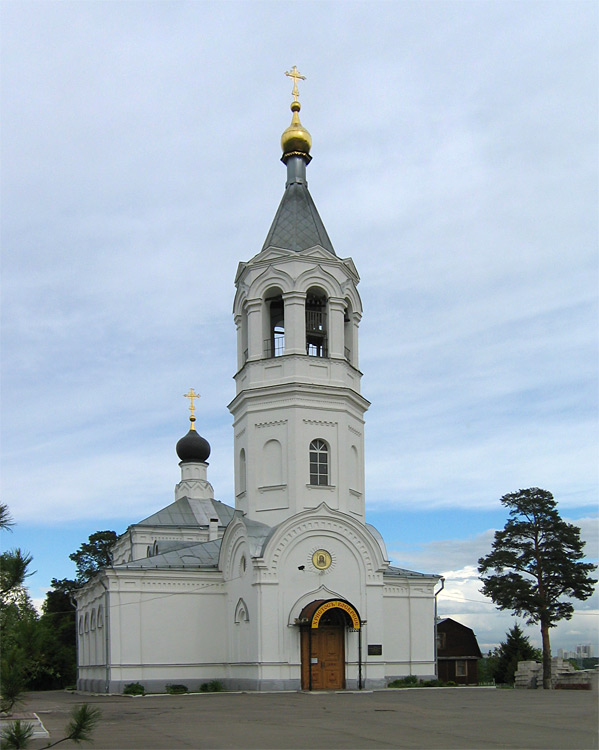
<box><xmin>285</xmin><ymin>66</ymin><xmax>306</xmax><ymax>102</ymax></box>
<box><xmin>183</xmin><ymin>388</ymin><xmax>200</xmax><ymax>424</ymax></box>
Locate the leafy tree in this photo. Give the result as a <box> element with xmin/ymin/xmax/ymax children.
<box><xmin>493</xmin><ymin>623</ymin><xmax>542</xmax><ymax>684</ymax></box>
<box><xmin>69</xmin><ymin>531</ymin><xmax>117</xmax><ymax>584</ymax></box>
<box><xmin>478</xmin><ymin>488</ymin><xmax>597</xmax><ymax>689</ymax></box>
<box><xmin>36</xmin><ymin>578</ymin><xmax>79</xmax><ymax>688</ymax></box>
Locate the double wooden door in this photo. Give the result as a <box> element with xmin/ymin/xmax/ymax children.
<box><xmin>301</xmin><ymin>626</ymin><xmax>345</xmax><ymax>690</ymax></box>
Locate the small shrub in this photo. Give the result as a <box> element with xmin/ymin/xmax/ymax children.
<box><xmin>199</xmin><ymin>680</ymin><xmax>223</xmax><ymax>692</ymax></box>
<box><xmin>445</xmin><ymin>680</ymin><xmax>457</xmax><ymax>687</ymax></box>
<box><xmin>166</xmin><ymin>683</ymin><xmax>188</xmax><ymax>694</ymax></box>
<box><xmin>123</xmin><ymin>682</ymin><xmax>145</xmax><ymax>696</ymax></box>
<box><xmin>388</xmin><ymin>675</ymin><xmax>419</xmax><ymax>688</ymax></box>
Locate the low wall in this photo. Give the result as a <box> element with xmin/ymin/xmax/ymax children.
<box><xmin>515</xmin><ymin>658</ymin><xmax>598</xmax><ymax>690</ymax></box>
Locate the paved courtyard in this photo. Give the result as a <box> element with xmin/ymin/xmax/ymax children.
<box><xmin>15</xmin><ymin>687</ymin><xmax>599</xmax><ymax>749</ymax></box>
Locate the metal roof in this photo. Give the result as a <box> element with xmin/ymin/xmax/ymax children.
<box><xmin>384</xmin><ymin>565</ymin><xmax>441</xmax><ymax>579</ymax></box>
<box><xmin>119</xmin><ymin>538</ymin><xmax>222</xmax><ymax>570</ymax></box>
<box><xmin>136</xmin><ymin>497</ymin><xmax>235</xmax><ymax>528</ymax></box>
<box><xmin>262</xmin><ymin>180</ymin><xmax>336</xmax><ymax>255</ymax></box>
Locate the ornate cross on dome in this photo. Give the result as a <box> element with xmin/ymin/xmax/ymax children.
<box><xmin>183</xmin><ymin>388</ymin><xmax>200</xmax><ymax>429</ymax></box>
<box><xmin>285</xmin><ymin>66</ymin><xmax>306</xmax><ymax>102</ymax></box>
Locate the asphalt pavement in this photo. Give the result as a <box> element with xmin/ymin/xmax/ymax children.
<box><xmin>13</xmin><ymin>687</ymin><xmax>599</xmax><ymax>750</ymax></box>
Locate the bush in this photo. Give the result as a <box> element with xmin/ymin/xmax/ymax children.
<box><xmin>388</xmin><ymin>676</ymin><xmax>457</xmax><ymax>689</ymax></box>
<box><xmin>388</xmin><ymin>675</ymin><xmax>419</xmax><ymax>688</ymax></box>
<box><xmin>199</xmin><ymin>680</ymin><xmax>223</xmax><ymax>692</ymax></box>
<box><xmin>123</xmin><ymin>682</ymin><xmax>145</xmax><ymax>696</ymax></box>
<box><xmin>165</xmin><ymin>684</ymin><xmax>188</xmax><ymax>694</ymax></box>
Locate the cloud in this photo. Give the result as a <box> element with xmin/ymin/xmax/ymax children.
<box><xmin>1</xmin><ymin>1</ymin><xmax>596</xmax><ymax>607</ymax></box>
<box><xmin>390</xmin><ymin>521</ymin><xmax>598</xmax><ymax>651</ymax></box>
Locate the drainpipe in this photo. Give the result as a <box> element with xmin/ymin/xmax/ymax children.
<box><xmin>70</xmin><ymin>594</ymin><xmax>80</xmax><ymax>690</ymax></box>
<box><xmin>358</xmin><ymin>625</ymin><xmax>363</xmax><ymax>690</ymax></box>
<box><xmin>99</xmin><ymin>577</ymin><xmax>111</xmax><ymax>693</ymax></box>
<box><xmin>433</xmin><ymin>577</ymin><xmax>445</xmax><ymax>677</ymax></box>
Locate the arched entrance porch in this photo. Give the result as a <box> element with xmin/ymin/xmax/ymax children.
<box><xmin>297</xmin><ymin>599</ymin><xmax>362</xmax><ymax>690</ymax></box>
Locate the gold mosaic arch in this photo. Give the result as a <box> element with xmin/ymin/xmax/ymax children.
<box><xmin>311</xmin><ymin>599</ymin><xmax>361</xmax><ymax>629</ymax></box>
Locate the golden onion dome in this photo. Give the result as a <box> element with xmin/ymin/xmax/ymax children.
<box><xmin>281</xmin><ymin>100</ymin><xmax>312</xmax><ymax>156</ymax></box>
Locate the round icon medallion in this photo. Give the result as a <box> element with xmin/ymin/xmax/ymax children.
<box><xmin>312</xmin><ymin>549</ymin><xmax>332</xmax><ymax>570</ymax></box>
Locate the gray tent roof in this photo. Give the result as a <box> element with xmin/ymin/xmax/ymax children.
<box><xmin>137</xmin><ymin>497</ymin><xmax>235</xmax><ymax>528</ymax></box>
<box><xmin>262</xmin><ymin>180</ymin><xmax>335</xmax><ymax>255</ymax></box>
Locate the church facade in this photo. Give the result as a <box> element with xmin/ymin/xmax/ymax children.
<box><xmin>76</xmin><ymin>72</ymin><xmax>441</xmax><ymax>693</ymax></box>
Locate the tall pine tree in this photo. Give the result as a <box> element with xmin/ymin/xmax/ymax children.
<box><xmin>478</xmin><ymin>488</ymin><xmax>596</xmax><ymax>689</ymax></box>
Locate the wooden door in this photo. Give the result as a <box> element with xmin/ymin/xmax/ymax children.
<box><xmin>301</xmin><ymin>627</ymin><xmax>345</xmax><ymax>690</ymax></box>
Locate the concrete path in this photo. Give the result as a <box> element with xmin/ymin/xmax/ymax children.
<box><xmin>16</xmin><ymin>688</ymin><xmax>598</xmax><ymax>749</ymax></box>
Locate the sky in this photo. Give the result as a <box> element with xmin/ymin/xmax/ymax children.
<box><xmin>1</xmin><ymin>0</ymin><xmax>597</xmax><ymax>655</ymax></box>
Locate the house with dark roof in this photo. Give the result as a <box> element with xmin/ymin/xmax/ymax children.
<box><xmin>437</xmin><ymin>617</ymin><xmax>483</xmax><ymax>684</ymax></box>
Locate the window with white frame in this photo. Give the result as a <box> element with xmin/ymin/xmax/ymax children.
<box><xmin>309</xmin><ymin>439</ymin><xmax>329</xmax><ymax>485</ymax></box>
<box><xmin>455</xmin><ymin>660</ymin><xmax>467</xmax><ymax>677</ymax></box>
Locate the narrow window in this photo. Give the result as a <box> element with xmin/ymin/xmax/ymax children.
<box><xmin>343</xmin><ymin>302</ymin><xmax>352</xmax><ymax>363</ymax></box>
<box><xmin>309</xmin><ymin>439</ymin><xmax>329</xmax><ymax>485</ymax></box>
<box><xmin>241</xmin><ymin>308</ymin><xmax>249</xmax><ymax>364</ymax></box>
<box><xmin>306</xmin><ymin>289</ymin><xmax>327</xmax><ymax>357</ymax></box>
<box><xmin>239</xmin><ymin>448</ymin><xmax>247</xmax><ymax>494</ymax></box>
<box><xmin>262</xmin><ymin>439</ymin><xmax>283</xmax><ymax>486</ymax></box>
<box><xmin>456</xmin><ymin>660</ymin><xmax>467</xmax><ymax>677</ymax></box>
<box><xmin>266</xmin><ymin>293</ymin><xmax>284</xmax><ymax>357</ymax></box>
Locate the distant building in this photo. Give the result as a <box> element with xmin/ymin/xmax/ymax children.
<box><xmin>436</xmin><ymin>618</ymin><xmax>482</xmax><ymax>684</ymax></box>
<box><xmin>576</xmin><ymin>644</ymin><xmax>593</xmax><ymax>659</ymax></box>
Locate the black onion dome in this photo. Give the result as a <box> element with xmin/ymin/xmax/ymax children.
<box><xmin>176</xmin><ymin>427</ymin><xmax>210</xmax><ymax>462</ymax></box>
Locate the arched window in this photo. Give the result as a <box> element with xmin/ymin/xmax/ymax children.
<box><xmin>239</xmin><ymin>448</ymin><xmax>247</xmax><ymax>494</ymax></box>
<box><xmin>309</xmin><ymin>439</ymin><xmax>329</xmax><ymax>486</ymax></box>
<box><xmin>306</xmin><ymin>288</ymin><xmax>327</xmax><ymax>357</ymax></box>
<box><xmin>344</xmin><ymin>300</ymin><xmax>353</xmax><ymax>363</ymax></box>
<box><xmin>265</xmin><ymin>291</ymin><xmax>284</xmax><ymax>357</ymax></box>
<box><xmin>350</xmin><ymin>445</ymin><xmax>359</xmax><ymax>491</ymax></box>
<box><xmin>241</xmin><ymin>307</ymin><xmax>249</xmax><ymax>364</ymax></box>
<box><xmin>262</xmin><ymin>439</ymin><xmax>283</xmax><ymax>486</ymax></box>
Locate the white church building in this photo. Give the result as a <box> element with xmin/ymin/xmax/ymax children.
<box><xmin>76</xmin><ymin>72</ymin><xmax>442</xmax><ymax>693</ymax></box>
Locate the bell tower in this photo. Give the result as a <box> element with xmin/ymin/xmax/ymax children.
<box><xmin>228</xmin><ymin>69</ymin><xmax>370</xmax><ymax>527</ymax></box>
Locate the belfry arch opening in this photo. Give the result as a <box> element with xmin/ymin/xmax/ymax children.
<box><xmin>344</xmin><ymin>300</ymin><xmax>353</xmax><ymax>363</ymax></box>
<box><xmin>265</xmin><ymin>289</ymin><xmax>285</xmax><ymax>358</ymax></box>
<box><xmin>305</xmin><ymin>287</ymin><xmax>327</xmax><ymax>357</ymax></box>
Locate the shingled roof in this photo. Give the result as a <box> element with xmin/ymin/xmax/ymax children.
<box><xmin>262</xmin><ymin>179</ymin><xmax>335</xmax><ymax>255</ymax></box>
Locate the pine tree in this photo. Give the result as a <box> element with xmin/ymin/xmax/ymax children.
<box><xmin>478</xmin><ymin>488</ymin><xmax>597</xmax><ymax>689</ymax></box>
<box><xmin>494</xmin><ymin>624</ymin><xmax>542</xmax><ymax>684</ymax></box>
